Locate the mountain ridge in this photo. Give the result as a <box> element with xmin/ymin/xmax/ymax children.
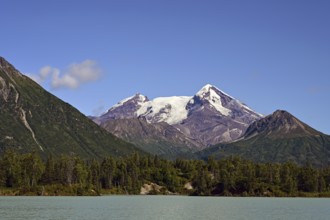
<box><xmin>198</xmin><ymin>110</ymin><xmax>330</xmax><ymax>167</ymax></box>
<box><xmin>94</xmin><ymin>83</ymin><xmax>262</xmax><ymax>147</ymax></box>
<box><xmin>243</xmin><ymin>110</ymin><xmax>321</xmax><ymax>139</ymax></box>
<box><xmin>0</xmin><ymin>56</ymin><xmax>142</xmax><ymax>159</ymax></box>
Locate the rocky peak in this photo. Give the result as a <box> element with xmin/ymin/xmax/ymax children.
<box><xmin>261</xmin><ymin>110</ymin><xmax>304</xmax><ymax>130</ymax></box>
<box><xmin>0</xmin><ymin>56</ymin><xmax>22</xmax><ymax>78</ymax></box>
<box><xmin>98</xmin><ymin>93</ymin><xmax>149</xmax><ymax>123</ymax></box>
<box><xmin>187</xmin><ymin>84</ymin><xmax>233</xmax><ymax>116</ymax></box>
<box><xmin>196</xmin><ymin>84</ymin><xmax>232</xmax><ymax>99</ymax></box>
<box><xmin>111</xmin><ymin>93</ymin><xmax>149</xmax><ymax>109</ymax></box>
<box><xmin>0</xmin><ymin>56</ymin><xmax>10</xmax><ymax>68</ymax></box>
<box><xmin>244</xmin><ymin>110</ymin><xmax>320</xmax><ymax>139</ymax></box>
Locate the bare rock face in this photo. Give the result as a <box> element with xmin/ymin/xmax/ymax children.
<box><xmin>94</xmin><ymin>84</ymin><xmax>262</xmax><ymax>149</ymax></box>
<box><xmin>101</xmin><ymin>117</ymin><xmax>202</xmax><ymax>158</ymax></box>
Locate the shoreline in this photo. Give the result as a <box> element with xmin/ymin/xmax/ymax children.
<box><xmin>1</xmin><ymin>188</ymin><xmax>330</xmax><ymax>198</ymax></box>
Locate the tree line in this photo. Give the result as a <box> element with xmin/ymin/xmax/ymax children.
<box><xmin>1</xmin><ymin>150</ymin><xmax>330</xmax><ymax>196</ymax></box>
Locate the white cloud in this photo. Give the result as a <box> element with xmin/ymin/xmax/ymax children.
<box><xmin>39</xmin><ymin>66</ymin><xmax>52</xmax><ymax>79</ymax></box>
<box><xmin>68</xmin><ymin>60</ymin><xmax>101</xmax><ymax>82</ymax></box>
<box><xmin>51</xmin><ymin>67</ymin><xmax>79</xmax><ymax>89</ymax></box>
<box><xmin>28</xmin><ymin>60</ymin><xmax>102</xmax><ymax>89</ymax></box>
<box><xmin>27</xmin><ymin>66</ymin><xmax>56</xmax><ymax>84</ymax></box>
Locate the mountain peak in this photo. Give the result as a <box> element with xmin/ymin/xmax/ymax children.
<box><xmin>0</xmin><ymin>56</ymin><xmax>9</xmax><ymax>67</ymax></box>
<box><xmin>197</xmin><ymin>84</ymin><xmax>218</xmax><ymax>97</ymax></box>
<box><xmin>199</xmin><ymin>83</ymin><xmax>215</xmax><ymax>91</ymax></box>
<box><xmin>244</xmin><ymin>110</ymin><xmax>320</xmax><ymax>139</ymax></box>
<box><xmin>98</xmin><ymin>93</ymin><xmax>149</xmax><ymax>122</ymax></box>
<box><xmin>193</xmin><ymin>84</ymin><xmax>234</xmax><ymax>116</ymax></box>
<box><xmin>196</xmin><ymin>84</ymin><xmax>234</xmax><ymax>99</ymax></box>
<box><xmin>268</xmin><ymin>110</ymin><xmax>303</xmax><ymax>127</ymax></box>
<box><xmin>272</xmin><ymin>109</ymin><xmax>291</xmax><ymax>117</ymax></box>
<box><xmin>111</xmin><ymin>93</ymin><xmax>148</xmax><ymax>109</ymax></box>
<box><xmin>0</xmin><ymin>56</ymin><xmax>22</xmax><ymax>78</ymax></box>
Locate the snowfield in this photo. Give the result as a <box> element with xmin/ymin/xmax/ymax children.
<box><xmin>136</xmin><ymin>96</ymin><xmax>192</xmax><ymax>124</ymax></box>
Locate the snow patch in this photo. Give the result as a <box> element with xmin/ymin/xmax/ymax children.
<box><xmin>238</xmin><ymin>101</ymin><xmax>264</xmax><ymax>117</ymax></box>
<box><xmin>111</xmin><ymin>94</ymin><xmax>147</xmax><ymax>109</ymax></box>
<box><xmin>196</xmin><ymin>84</ymin><xmax>231</xmax><ymax>116</ymax></box>
<box><xmin>197</xmin><ymin>84</ymin><xmax>235</xmax><ymax>100</ymax></box>
<box><xmin>208</xmin><ymin>89</ymin><xmax>231</xmax><ymax>116</ymax></box>
<box><xmin>136</xmin><ymin>96</ymin><xmax>192</xmax><ymax>125</ymax></box>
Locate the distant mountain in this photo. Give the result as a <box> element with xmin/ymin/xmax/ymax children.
<box><xmin>243</xmin><ymin>110</ymin><xmax>321</xmax><ymax>139</ymax></box>
<box><xmin>0</xmin><ymin>56</ymin><xmax>141</xmax><ymax>159</ymax></box>
<box><xmin>94</xmin><ymin>84</ymin><xmax>262</xmax><ymax>151</ymax></box>
<box><xmin>175</xmin><ymin>84</ymin><xmax>262</xmax><ymax>146</ymax></box>
<box><xmin>199</xmin><ymin>110</ymin><xmax>330</xmax><ymax>167</ymax></box>
<box><xmin>100</xmin><ymin>117</ymin><xmax>201</xmax><ymax>159</ymax></box>
<box><xmin>94</xmin><ymin>93</ymin><xmax>149</xmax><ymax>124</ymax></box>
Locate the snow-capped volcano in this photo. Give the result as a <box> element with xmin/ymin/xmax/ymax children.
<box><xmin>94</xmin><ymin>84</ymin><xmax>262</xmax><ymax>146</ymax></box>
<box><xmin>177</xmin><ymin>84</ymin><xmax>262</xmax><ymax>145</ymax></box>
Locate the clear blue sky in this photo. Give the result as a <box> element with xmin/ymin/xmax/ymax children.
<box><xmin>1</xmin><ymin>0</ymin><xmax>330</xmax><ymax>134</ymax></box>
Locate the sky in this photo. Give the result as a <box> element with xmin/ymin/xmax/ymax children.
<box><xmin>1</xmin><ymin>0</ymin><xmax>330</xmax><ymax>134</ymax></box>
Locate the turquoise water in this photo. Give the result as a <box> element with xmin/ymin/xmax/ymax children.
<box><xmin>0</xmin><ymin>196</ymin><xmax>329</xmax><ymax>220</ymax></box>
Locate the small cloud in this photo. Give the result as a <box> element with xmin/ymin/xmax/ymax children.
<box><xmin>39</xmin><ymin>66</ymin><xmax>52</xmax><ymax>79</ymax></box>
<box><xmin>27</xmin><ymin>60</ymin><xmax>102</xmax><ymax>90</ymax></box>
<box><xmin>51</xmin><ymin>68</ymin><xmax>79</xmax><ymax>89</ymax></box>
<box><xmin>27</xmin><ymin>66</ymin><xmax>58</xmax><ymax>84</ymax></box>
<box><xmin>68</xmin><ymin>60</ymin><xmax>101</xmax><ymax>82</ymax></box>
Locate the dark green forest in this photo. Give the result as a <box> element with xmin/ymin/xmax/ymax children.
<box><xmin>1</xmin><ymin>150</ymin><xmax>330</xmax><ymax>197</ymax></box>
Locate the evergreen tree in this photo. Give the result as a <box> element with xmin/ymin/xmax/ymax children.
<box><xmin>20</xmin><ymin>152</ymin><xmax>44</xmax><ymax>188</ymax></box>
<box><xmin>42</xmin><ymin>154</ymin><xmax>55</xmax><ymax>184</ymax></box>
<box><xmin>1</xmin><ymin>150</ymin><xmax>22</xmax><ymax>187</ymax></box>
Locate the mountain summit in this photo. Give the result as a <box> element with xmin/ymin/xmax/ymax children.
<box><xmin>179</xmin><ymin>84</ymin><xmax>262</xmax><ymax>145</ymax></box>
<box><xmin>95</xmin><ymin>93</ymin><xmax>149</xmax><ymax>124</ymax></box>
<box><xmin>243</xmin><ymin>110</ymin><xmax>320</xmax><ymax>139</ymax></box>
<box><xmin>94</xmin><ymin>84</ymin><xmax>262</xmax><ymax>147</ymax></box>
<box><xmin>192</xmin><ymin>84</ymin><xmax>260</xmax><ymax>118</ymax></box>
<box><xmin>192</xmin><ymin>84</ymin><xmax>235</xmax><ymax>116</ymax></box>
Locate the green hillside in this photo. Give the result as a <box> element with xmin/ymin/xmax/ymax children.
<box><xmin>198</xmin><ymin>110</ymin><xmax>330</xmax><ymax>167</ymax></box>
<box><xmin>0</xmin><ymin>57</ymin><xmax>141</xmax><ymax>159</ymax></box>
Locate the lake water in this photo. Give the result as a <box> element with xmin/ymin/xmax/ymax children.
<box><xmin>0</xmin><ymin>196</ymin><xmax>329</xmax><ymax>220</ymax></box>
